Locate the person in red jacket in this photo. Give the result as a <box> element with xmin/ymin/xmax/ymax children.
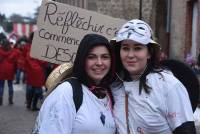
<box><xmin>13</xmin><ymin>42</ymin><xmax>25</xmax><ymax>84</ymax></box>
<box><xmin>24</xmin><ymin>32</ymin><xmax>48</xmax><ymax>111</ymax></box>
<box><xmin>0</xmin><ymin>39</ymin><xmax>18</xmax><ymax>105</ymax></box>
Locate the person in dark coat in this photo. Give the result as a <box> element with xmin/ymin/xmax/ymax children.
<box><xmin>23</xmin><ymin>33</ymin><xmax>48</xmax><ymax>111</ymax></box>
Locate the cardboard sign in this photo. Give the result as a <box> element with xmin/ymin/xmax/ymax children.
<box><xmin>30</xmin><ymin>0</ymin><xmax>126</xmax><ymax>64</ymax></box>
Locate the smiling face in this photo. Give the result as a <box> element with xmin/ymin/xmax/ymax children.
<box><xmin>85</xmin><ymin>45</ymin><xmax>111</xmax><ymax>85</ymax></box>
<box><xmin>120</xmin><ymin>40</ymin><xmax>150</xmax><ymax>80</ymax></box>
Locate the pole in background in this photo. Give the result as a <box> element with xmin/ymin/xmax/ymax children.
<box><xmin>139</xmin><ymin>0</ymin><xmax>143</xmax><ymax>19</ymax></box>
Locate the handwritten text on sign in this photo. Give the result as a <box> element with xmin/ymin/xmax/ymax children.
<box><xmin>31</xmin><ymin>0</ymin><xmax>126</xmax><ymax>64</ymax></box>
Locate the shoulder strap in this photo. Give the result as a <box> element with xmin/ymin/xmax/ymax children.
<box><xmin>67</xmin><ymin>78</ymin><xmax>83</xmax><ymax>112</ymax></box>
<box><xmin>125</xmin><ymin>94</ymin><xmax>130</xmax><ymax>134</ymax></box>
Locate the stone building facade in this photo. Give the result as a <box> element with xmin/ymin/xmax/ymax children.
<box><xmin>54</xmin><ymin>0</ymin><xmax>200</xmax><ymax>61</ymax></box>
<box><xmin>53</xmin><ymin>0</ymin><xmax>88</xmax><ymax>8</ymax></box>
<box><xmin>168</xmin><ymin>0</ymin><xmax>200</xmax><ymax>61</ymax></box>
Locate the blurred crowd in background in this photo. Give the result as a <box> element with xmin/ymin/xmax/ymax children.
<box><xmin>159</xmin><ymin>50</ymin><xmax>200</xmax><ymax>75</ymax></box>
<box><xmin>184</xmin><ymin>51</ymin><xmax>200</xmax><ymax>74</ymax></box>
<box><xmin>0</xmin><ymin>32</ymin><xmax>58</xmax><ymax>111</ymax></box>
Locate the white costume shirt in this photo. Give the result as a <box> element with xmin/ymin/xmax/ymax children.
<box><xmin>32</xmin><ymin>82</ymin><xmax>116</xmax><ymax>134</ymax></box>
<box><xmin>112</xmin><ymin>71</ymin><xmax>194</xmax><ymax>134</ymax></box>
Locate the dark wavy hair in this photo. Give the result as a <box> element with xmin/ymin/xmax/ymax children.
<box><xmin>114</xmin><ymin>42</ymin><xmax>162</xmax><ymax>94</ymax></box>
<box><xmin>72</xmin><ymin>34</ymin><xmax>115</xmax><ymax>88</ymax></box>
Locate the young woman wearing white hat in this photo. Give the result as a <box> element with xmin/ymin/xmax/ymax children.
<box><xmin>111</xmin><ymin>19</ymin><xmax>196</xmax><ymax>134</ymax></box>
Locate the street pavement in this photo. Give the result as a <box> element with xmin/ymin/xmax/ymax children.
<box><xmin>0</xmin><ymin>81</ymin><xmax>200</xmax><ymax>134</ymax></box>
<box><xmin>0</xmin><ymin>82</ymin><xmax>38</xmax><ymax>134</ymax></box>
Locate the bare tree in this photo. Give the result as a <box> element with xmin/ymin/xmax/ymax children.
<box><xmin>9</xmin><ymin>14</ymin><xmax>24</xmax><ymax>23</ymax></box>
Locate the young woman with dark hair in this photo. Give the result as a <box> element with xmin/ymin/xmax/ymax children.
<box><xmin>32</xmin><ymin>34</ymin><xmax>116</xmax><ymax>134</ymax></box>
<box><xmin>111</xmin><ymin>19</ymin><xmax>196</xmax><ymax>134</ymax></box>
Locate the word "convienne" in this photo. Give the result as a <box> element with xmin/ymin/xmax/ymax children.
<box><xmin>43</xmin><ymin>2</ymin><xmax>118</xmax><ymax>36</ymax></box>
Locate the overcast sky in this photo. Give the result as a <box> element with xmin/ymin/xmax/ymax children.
<box><xmin>0</xmin><ymin>0</ymin><xmax>42</xmax><ymax>18</ymax></box>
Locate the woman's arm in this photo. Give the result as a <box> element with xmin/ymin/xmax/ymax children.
<box><xmin>165</xmin><ymin>76</ymin><xmax>195</xmax><ymax>133</ymax></box>
<box><xmin>32</xmin><ymin>82</ymin><xmax>76</xmax><ymax>134</ymax></box>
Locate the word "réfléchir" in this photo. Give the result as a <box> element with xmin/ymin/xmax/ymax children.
<box><xmin>43</xmin><ymin>2</ymin><xmax>118</xmax><ymax>36</ymax></box>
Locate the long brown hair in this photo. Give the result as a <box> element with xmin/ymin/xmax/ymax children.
<box><xmin>73</xmin><ymin>34</ymin><xmax>115</xmax><ymax>89</ymax></box>
<box><xmin>114</xmin><ymin>42</ymin><xmax>162</xmax><ymax>94</ymax></box>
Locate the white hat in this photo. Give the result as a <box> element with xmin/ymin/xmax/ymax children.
<box><xmin>115</xmin><ymin>19</ymin><xmax>158</xmax><ymax>45</ymax></box>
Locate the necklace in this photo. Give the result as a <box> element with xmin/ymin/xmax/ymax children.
<box><xmin>98</xmin><ymin>97</ymin><xmax>110</xmax><ymax>126</ymax></box>
<box><xmin>131</xmin><ymin>65</ymin><xmax>147</xmax><ymax>81</ymax></box>
<box><xmin>116</xmin><ymin>65</ymin><xmax>147</xmax><ymax>82</ymax></box>
<box><xmin>100</xmin><ymin>112</ymin><xmax>106</xmax><ymax>125</ymax></box>
<box><xmin>86</xmin><ymin>89</ymin><xmax>112</xmax><ymax>126</ymax></box>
